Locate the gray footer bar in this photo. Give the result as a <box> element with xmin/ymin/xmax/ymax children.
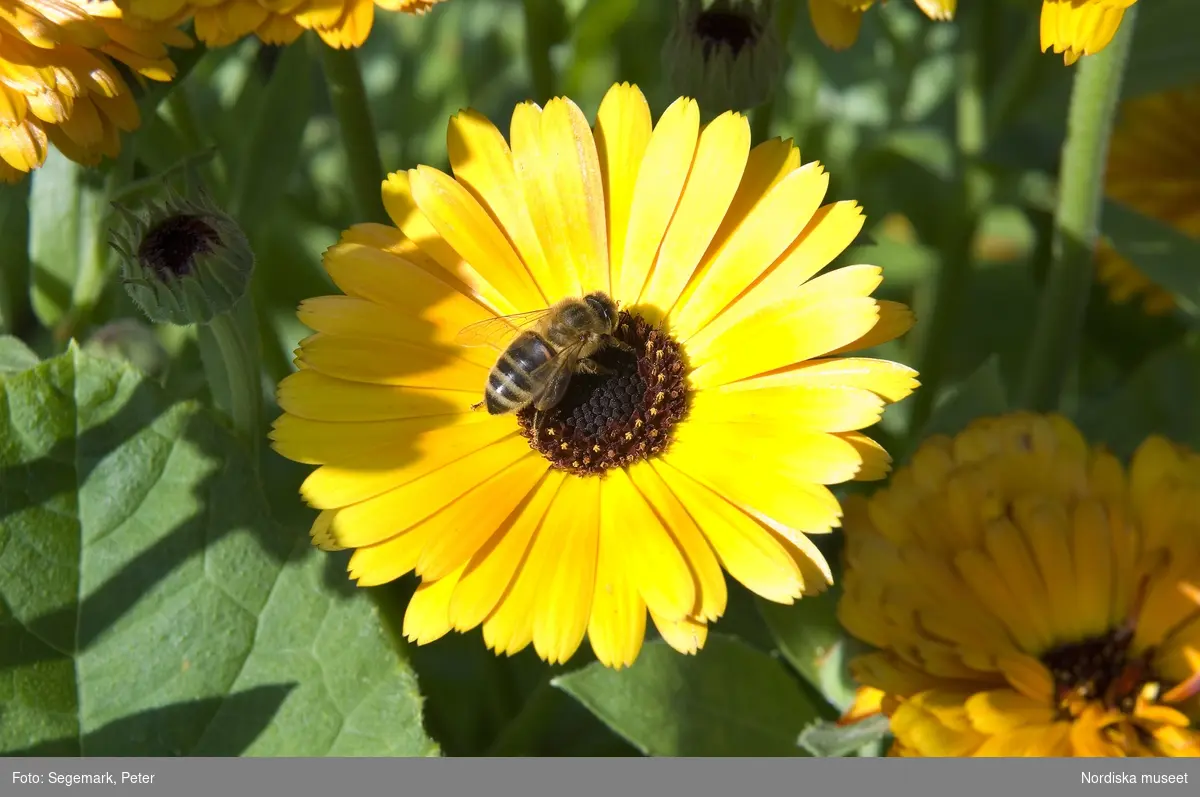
<box><xmin>4</xmin><ymin>757</ymin><xmax>1195</xmax><ymax>796</ymax></box>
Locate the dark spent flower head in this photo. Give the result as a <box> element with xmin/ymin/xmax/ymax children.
<box><xmin>110</xmin><ymin>184</ymin><xmax>254</xmax><ymax>327</ymax></box>
<box><xmin>664</xmin><ymin>0</ymin><xmax>783</xmax><ymax>115</ymax></box>
<box><xmin>694</xmin><ymin>6</ymin><xmax>760</xmax><ymax>58</ymax></box>
<box><xmin>137</xmin><ymin>214</ymin><xmax>222</xmax><ymax>278</ymax></box>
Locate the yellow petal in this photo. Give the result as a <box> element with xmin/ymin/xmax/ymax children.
<box><xmin>650</xmin><ymin>612</ymin><xmax>707</xmax><ymax>656</ymax></box>
<box><xmin>964</xmin><ymin>690</ymin><xmax>1056</xmax><ymax>734</ymax></box>
<box><xmin>671</xmin><ymin>421</ymin><xmax>866</xmax><ymax>486</ymax></box>
<box><xmin>688</xmin><ymin>263</ymin><xmax>885</xmax><ymax>362</ymax></box>
<box><xmin>589</xmin><ymin>495</ymin><xmax>648</xmax><ymax>669</ymax></box>
<box><xmin>314</xmin><ymin>0</ymin><xmax>373</xmax><ymax>49</ymax></box>
<box><xmin>614</xmin><ymin>96</ymin><xmax>699</xmax><ymax>302</ymax></box>
<box><xmin>664</xmin><ymin>434</ymin><xmax>846</xmax><ymax>536</ymax></box>
<box><xmin>839</xmin><ymin>431</ymin><xmax>893</xmax><ymax>481</ymax></box>
<box><xmin>270</xmin><ymin>409</ymin><xmax>497</xmax><ymax>468</ymax></box>
<box><xmin>409</xmin><ymin>164</ymin><xmax>546</xmax><ymax>312</ymax></box>
<box><xmin>297</xmin><ymin>421</ymin><xmax>517</xmax><ymax>508</ymax></box>
<box><xmin>687</xmin><ymin>297</ymin><xmax>880</xmax><ymax>389</ymax></box>
<box><xmin>278</xmin><ymin>370</ymin><xmax>477</xmax><ymax>422</ymax></box>
<box><xmin>627</xmin><ymin>460</ymin><xmax>728</xmax><ymax>622</ymax></box>
<box><xmin>637</xmin><ymin>110</ymin><xmax>751</xmax><ymax>321</ymax></box>
<box><xmin>295</xmin><ymin>332</ymin><xmax>486</xmax><ymax>392</ymax></box>
<box><xmin>416</xmin><ymin>454</ymin><xmax>549</xmax><ymax>581</ymax></box>
<box><xmin>690</xmin><ymin>382</ymin><xmax>885</xmax><ymax>433</ymax></box>
<box><xmin>807</xmin><ymin>0</ymin><xmax>865</xmax><ymax>51</ymax></box>
<box><xmin>453</xmin><ymin>470</ymin><xmax>565</xmax><ymax>632</ymax></box>
<box><xmin>382</xmin><ymin>170</ymin><xmax>522</xmax><ymax>316</ymax></box>
<box><xmin>594</xmin><ymin>82</ymin><xmax>652</xmax><ymax>297</ymax></box>
<box><xmin>539</xmin><ymin>97</ymin><xmax>609</xmax><ymax>294</ymax></box>
<box><xmin>329</xmin><ymin>434</ymin><xmax>532</xmax><ymax>547</ymax></box>
<box><xmin>669</xmin><ymin>162</ymin><xmax>831</xmax><ymax>340</ymax></box>
<box><xmin>508</xmin><ymin>101</ymin><xmax>583</xmax><ymax>301</ymax></box>
<box><xmin>297</xmin><ymin>294</ymin><xmax>496</xmax><ymax>370</ymax></box>
<box><xmin>729</xmin><ymin>357</ymin><xmax>918</xmax><ymax>404</ymax></box>
<box><xmin>827</xmin><ymin>299</ymin><xmax>915</xmax><ymax>356</ymax></box>
<box><xmin>602</xmin><ymin>467</ymin><xmax>696</xmax><ymax>622</ymax></box>
<box><xmin>309</xmin><ymin>509</ymin><xmax>342</xmax><ymax>551</ymax></box>
<box><xmin>702</xmin><ymin>201</ymin><xmax>867</xmax><ymax>341</ymax></box>
<box><xmin>529</xmin><ymin>476</ymin><xmax>601</xmax><ymax>664</ymax></box>
<box><xmin>446</xmin><ymin>108</ymin><xmax>557</xmax><ymax>306</ymax></box>
<box><xmin>653</xmin><ymin>462</ymin><xmax>806</xmax><ymax>603</ymax></box>
<box><xmin>403</xmin><ymin>565</ymin><xmax>465</xmax><ymax>646</ymax></box>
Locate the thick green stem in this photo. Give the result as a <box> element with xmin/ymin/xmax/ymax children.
<box><xmin>522</xmin><ymin>0</ymin><xmax>556</xmax><ymax>102</ymax></box>
<box><xmin>57</xmin><ymin>148</ymin><xmax>136</xmax><ymax>342</ymax></box>
<box><xmin>199</xmin><ymin>295</ymin><xmax>264</xmax><ymax>457</ymax></box>
<box><xmin>1017</xmin><ymin>9</ymin><xmax>1137</xmax><ymax>412</ymax></box>
<box><xmin>319</xmin><ymin>44</ymin><xmax>387</xmax><ymax>224</ymax></box>
<box><xmin>906</xmin><ymin>5</ymin><xmax>991</xmax><ymax>434</ymax></box>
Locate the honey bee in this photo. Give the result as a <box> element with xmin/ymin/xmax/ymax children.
<box><xmin>456</xmin><ymin>292</ymin><xmax>635</xmax><ymax>432</ymax></box>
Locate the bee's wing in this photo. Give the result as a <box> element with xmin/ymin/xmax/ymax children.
<box><xmin>528</xmin><ymin>341</ymin><xmax>586</xmax><ymax>412</ymax></box>
<box><xmin>455</xmin><ymin>308</ymin><xmax>554</xmax><ymax>350</ymax></box>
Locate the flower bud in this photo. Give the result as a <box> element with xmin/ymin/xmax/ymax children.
<box><xmin>663</xmin><ymin>0</ymin><xmax>784</xmax><ymax>115</ymax></box>
<box><xmin>110</xmin><ymin>184</ymin><xmax>254</xmax><ymax>326</ymax></box>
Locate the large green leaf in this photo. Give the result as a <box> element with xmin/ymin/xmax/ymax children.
<box><xmin>1074</xmin><ymin>336</ymin><xmax>1200</xmax><ymax>460</ymax></box>
<box><xmin>0</xmin><ymin>347</ymin><xmax>437</xmax><ymax>756</ymax></box>
<box><xmin>1103</xmin><ymin>200</ymin><xmax>1200</xmax><ymax>322</ymax></box>
<box><xmin>553</xmin><ymin>635</ymin><xmax>821</xmax><ymax>756</ymax></box>
<box><xmin>757</xmin><ymin>586</ymin><xmax>859</xmax><ymax>714</ymax></box>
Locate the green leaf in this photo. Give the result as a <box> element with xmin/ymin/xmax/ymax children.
<box><xmin>0</xmin><ymin>336</ymin><xmax>39</xmax><ymax>373</ymax></box>
<box><xmin>1074</xmin><ymin>336</ymin><xmax>1200</xmax><ymax>460</ymax></box>
<box><xmin>1123</xmin><ymin>0</ymin><xmax>1200</xmax><ymax>98</ymax></box>
<box><xmin>1102</xmin><ymin>199</ymin><xmax>1200</xmax><ymax>321</ymax></box>
<box><xmin>0</xmin><ymin>181</ymin><xmax>31</xmax><ymax>335</ymax></box>
<box><xmin>229</xmin><ymin>41</ymin><xmax>314</xmax><ymax>236</ymax></box>
<box><xmin>901</xmin><ymin>354</ymin><xmax>1009</xmax><ymax>460</ymax></box>
<box><xmin>757</xmin><ymin>585</ymin><xmax>859</xmax><ymax>712</ymax></box>
<box><xmin>798</xmin><ymin>715</ymin><xmax>891</xmax><ymax>758</ymax></box>
<box><xmin>0</xmin><ymin>347</ymin><xmax>437</xmax><ymax>756</ymax></box>
<box><xmin>26</xmin><ymin>151</ymin><xmax>111</xmax><ymax>329</ymax></box>
<box><xmin>553</xmin><ymin>635</ymin><xmax>821</xmax><ymax>756</ymax></box>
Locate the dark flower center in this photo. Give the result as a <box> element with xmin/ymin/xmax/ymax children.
<box><xmin>138</xmin><ymin>214</ymin><xmax>221</xmax><ymax>278</ymax></box>
<box><xmin>1042</xmin><ymin>627</ymin><xmax>1157</xmax><ymax>716</ymax></box>
<box><xmin>695</xmin><ymin>8</ymin><xmax>759</xmax><ymax>58</ymax></box>
<box><xmin>518</xmin><ymin>311</ymin><xmax>689</xmax><ymax>476</ymax></box>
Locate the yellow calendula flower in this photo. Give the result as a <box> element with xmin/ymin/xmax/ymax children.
<box><xmin>1041</xmin><ymin>0</ymin><xmax>1137</xmax><ymax>65</ymax></box>
<box><xmin>806</xmin><ymin>0</ymin><xmax>954</xmax><ymax>51</ymax></box>
<box><xmin>838</xmin><ymin>413</ymin><xmax>1200</xmax><ymax>756</ymax></box>
<box><xmin>271</xmin><ymin>82</ymin><xmax>918</xmax><ymax>669</ymax></box>
<box><xmin>0</xmin><ymin>0</ymin><xmax>192</xmax><ymax>182</ymax></box>
<box><xmin>113</xmin><ymin>0</ymin><xmax>444</xmax><ymax>49</ymax></box>
<box><xmin>1094</xmin><ymin>85</ymin><xmax>1200</xmax><ymax>317</ymax></box>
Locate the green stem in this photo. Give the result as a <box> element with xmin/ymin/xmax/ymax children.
<box><xmin>1016</xmin><ymin>8</ymin><xmax>1137</xmax><ymax>412</ymax></box>
<box><xmin>906</xmin><ymin>5</ymin><xmax>991</xmax><ymax>434</ymax></box>
<box><xmin>319</xmin><ymin>43</ymin><xmax>387</xmax><ymax>224</ymax></box>
<box><xmin>750</xmin><ymin>0</ymin><xmax>800</xmax><ymax>142</ymax></box>
<box><xmin>522</xmin><ymin>0</ymin><xmax>556</xmax><ymax>102</ymax></box>
<box><xmin>57</xmin><ymin>148</ymin><xmax>136</xmax><ymax>342</ymax></box>
<box><xmin>199</xmin><ymin>295</ymin><xmax>264</xmax><ymax>457</ymax></box>
<box><xmin>162</xmin><ymin>88</ymin><xmax>229</xmax><ymax>195</ymax></box>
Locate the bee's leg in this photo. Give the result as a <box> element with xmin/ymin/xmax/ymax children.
<box><xmin>470</xmin><ymin>399</ymin><xmax>486</xmax><ymax>411</ymax></box>
<box><xmin>577</xmin><ymin>358</ymin><xmax>613</xmax><ymax>375</ymax></box>
<box><xmin>605</xmin><ymin>335</ymin><xmax>637</xmax><ymax>354</ymax></box>
<box><xmin>531</xmin><ymin>410</ymin><xmax>543</xmax><ymax>438</ymax></box>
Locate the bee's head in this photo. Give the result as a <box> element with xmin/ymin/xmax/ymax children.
<box><xmin>584</xmin><ymin>291</ymin><xmax>619</xmax><ymax>332</ymax></box>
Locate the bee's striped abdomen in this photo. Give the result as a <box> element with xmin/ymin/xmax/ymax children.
<box><xmin>485</xmin><ymin>331</ymin><xmax>554</xmax><ymax>414</ymax></box>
